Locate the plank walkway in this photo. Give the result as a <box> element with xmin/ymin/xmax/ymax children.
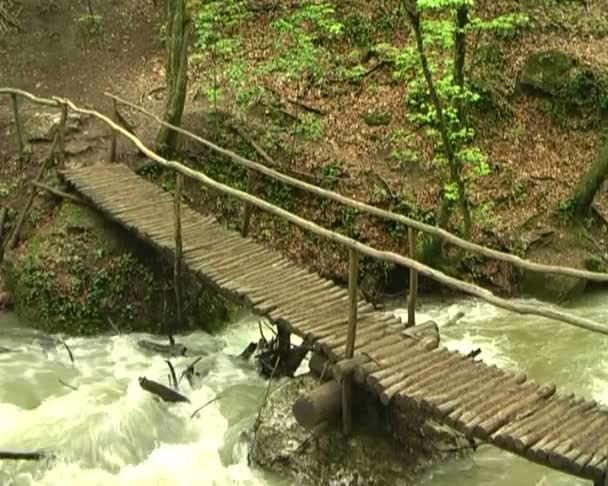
<box><xmin>63</xmin><ymin>164</ymin><xmax>608</xmax><ymax>483</ymax></box>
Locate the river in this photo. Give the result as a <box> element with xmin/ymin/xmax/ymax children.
<box><xmin>1</xmin><ymin>292</ymin><xmax>606</xmax><ymax>485</ymax></box>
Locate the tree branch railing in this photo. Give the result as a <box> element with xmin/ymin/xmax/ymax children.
<box><xmin>102</xmin><ymin>91</ymin><xmax>608</xmax><ymax>284</ymax></box>
<box><xmin>2</xmin><ymin>87</ymin><xmax>608</xmax><ymax>338</ymax></box>
<box><xmin>4</xmin><ymin>87</ymin><xmax>608</xmax><ymax>439</ymax></box>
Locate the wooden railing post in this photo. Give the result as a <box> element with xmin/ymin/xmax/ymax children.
<box><xmin>241</xmin><ymin>170</ymin><xmax>255</xmax><ymax>237</ymax></box>
<box><xmin>342</xmin><ymin>248</ymin><xmax>359</xmax><ymax>436</ymax></box>
<box><xmin>407</xmin><ymin>227</ymin><xmax>418</xmax><ymax>328</ymax></box>
<box><xmin>110</xmin><ymin>98</ymin><xmax>118</xmax><ymax>162</ymax></box>
<box><xmin>10</xmin><ymin>93</ymin><xmax>24</xmax><ymax>165</ymax></box>
<box><xmin>56</xmin><ymin>102</ymin><xmax>68</xmax><ymax>169</ymax></box>
<box><xmin>173</xmin><ymin>172</ymin><xmax>184</xmax><ymax>331</ymax></box>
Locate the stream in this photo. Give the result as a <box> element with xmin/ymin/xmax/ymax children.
<box><xmin>1</xmin><ymin>291</ymin><xmax>607</xmax><ymax>485</ymax></box>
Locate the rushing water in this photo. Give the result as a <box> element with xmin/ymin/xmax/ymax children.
<box><xmin>1</xmin><ymin>292</ymin><xmax>607</xmax><ymax>485</ymax></box>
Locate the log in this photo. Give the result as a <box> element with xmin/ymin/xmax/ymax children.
<box><xmin>137</xmin><ymin>339</ymin><xmax>187</xmax><ymax>357</ymax></box>
<box><xmin>0</xmin><ymin>449</ymin><xmax>50</xmax><ymax>460</ymax></box>
<box><xmin>444</xmin><ymin>311</ymin><xmax>465</xmax><ymax>328</ymax></box>
<box><xmin>331</xmin><ymin>355</ymin><xmax>369</xmax><ymax>384</ymax></box>
<box><xmin>293</xmin><ymin>380</ymin><xmax>341</xmax><ymax>429</ymax></box>
<box><xmin>309</xmin><ymin>351</ymin><xmax>330</xmax><ymax>379</ymax></box>
<box><xmin>403</xmin><ymin>320</ymin><xmax>439</xmax><ymax>341</ymax></box>
<box><xmin>238</xmin><ymin>342</ymin><xmax>257</xmax><ymax>360</ymax></box>
<box><xmin>138</xmin><ymin>376</ymin><xmax>190</xmax><ymax>403</ymax></box>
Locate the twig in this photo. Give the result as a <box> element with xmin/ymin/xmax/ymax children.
<box><xmin>106</xmin><ymin>315</ymin><xmax>121</xmax><ymax>335</ymax></box>
<box><xmin>58</xmin><ymin>378</ymin><xmax>78</xmax><ymax>391</ymax></box>
<box><xmin>165</xmin><ymin>360</ymin><xmax>178</xmax><ymax>390</ymax></box>
<box><xmin>178</xmin><ymin>356</ymin><xmax>203</xmax><ymax>385</ymax></box>
<box><xmin>190</xmin><ymin>394</ymin><xmax>223</xmax><ymax>419</ymax></box>
<box><xmin>60</xmin><ymin>340</ymin><xmax>74</xmax><ymax>365</ymax></box>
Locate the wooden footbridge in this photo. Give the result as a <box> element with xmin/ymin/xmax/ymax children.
<box><xmin>3</xmin><ymin>88</ymin><xmax>608</xmax><ymax>485</ymax></box>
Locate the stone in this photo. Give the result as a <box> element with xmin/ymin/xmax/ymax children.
<box><xmin>519</xmin><ymin>50</ymin><xmax>578</xmax><ymax>96</ymax></box>
<box><xmin>519</xmin><ymin>270</ymin><xmax>587</xmax><ymax>303</ymax></box>
<box><xmin>250</xmin><ymin>375</ymin><xmax>468</xmax><ymax>486</ymax></box>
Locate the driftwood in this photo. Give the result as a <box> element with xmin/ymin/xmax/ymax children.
<box><xmin>0</xmin><ymin>450</ymin><xmax>50</xmax><ymax>461</ymax></box>
<box><xmin>178</xmin><ymin>356</ymin><xmax>202</xmax><ymax>386</ymax></box>
<box><xmin>137</xmin><ymin>337</ymin><xmax>187</xmax><ymax>357</ymax></box>
<box><xmin>403</xmin><ymin>320</ymin><xmax>439</xmax><ymax>341</ymax></box>
<box><xmin>293</xmin><ymin>380</ymin><xmax>341</xmax><ymax>429</ymax></box>
<box><xmin>165</xmin><ymin>360</ymin><xmax>178</xmax><ymax>390</ymax></box>
<box><xmin>58</xmin><ymin>378</ymin><xmax>78</xmax><ymax>391</ymax></box>
<box><xmin>138</xmin><ymin>377</ymin><xmax>190</xmax><ymax>403</ymax></box>
<box><xmin>238</xmin><ymin>342</ymin><xmax>257</xmax><ymax>360</ymax></box>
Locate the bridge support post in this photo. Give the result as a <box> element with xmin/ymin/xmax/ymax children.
<box><xmin>241</xmin><ymin>171</ymin><xmax>255</xmax><ymax>237</ymax></box>
<box><xmin>173</xmin><ymin>172</ymin><xmax>184</xmax><ymax>328</ymax></box>
<box><xmin>110</xmin><ymin>98</ymin><xmax>118</xmax><ymax>162</ymax></box>
<box><xmin>10</xmin><ymin>93</ymin><xmax>24</xmax><ymax>165</ymax></box>
<box><xmin>56</xmin><ymin>103</ymin><xmax>68</xmax><ymax>169</ymax></box>
<box><xmin>406</xmin><ymin>227</ymin><xmax>418</xmax><ymax>328</ymax></box>
<box><xmin>342</xmin><ymin>248</ymin><xmax>359</xmax><ymax>436</ymax></box>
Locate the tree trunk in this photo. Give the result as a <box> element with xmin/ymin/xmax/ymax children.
<box><xmin>453</xmin><ymin>4</ymin><xmax>469</xmax><ymax>125</ymax></box>
<box><xmin>405</xmin><ymin>3</ymin><xmax>472</xmax><ymax>239</ymax></box>
<box><xmin>571</xmin><ymin>139</ymin><xmax>608</xmax><ymax>220</ymax></box>
<box><xmin>156</xmin><ymin>0</ymin><xmax>191</xmax><ymax>156</ymax></box>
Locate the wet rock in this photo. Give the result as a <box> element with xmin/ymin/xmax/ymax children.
<box><xmin>519</xmin><ymin>270</ymin><xmax>586</xmax><ymax>303</ymax></box>
<box><xmin>519</xmin><ymin>50</ymin><xmax>579</xmax><ymax>96</ymax></box>
<box><xmin>250</xmin><ymin>375</ymin><xmax>468</xmax><ymax>486</ymax></box>
<box><xmin>0</xmin><ymin>290</ymin><xmax>14</xmax><ymax>310</ymax></box>
<box><xmin>22</xmin><ymin>111</ymin><xmax>84</xmax><ymax>142</ymax></box>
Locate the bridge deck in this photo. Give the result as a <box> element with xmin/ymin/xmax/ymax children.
<box><xmin>63</xmin><ymin>164</ymin><xmax>608</xmax><ymax>483</ymax></box>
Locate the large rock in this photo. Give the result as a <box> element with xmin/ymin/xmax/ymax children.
<box><xmin>518</xmin><ymin>50</ymin><xmax>608</xmax><ymax>123</ymax></box>
<box><xmin>519</xmin><ymin>270</ymin><xmax>586</xmax><ymax>304</ymax></box>
<box><xmin>2</xmin><ymin>200</ymin><xmax>233</xmax><ymax>335</ymax></box>
<box><xmin>250</xmin><ymin>375</ymin><xmax>468</xmax><ymax>486</ymax></box>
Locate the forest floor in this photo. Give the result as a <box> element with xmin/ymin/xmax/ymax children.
<box><xmin>1</xmin><ymin>0</ymin><xmax>608</xmax><ymax>300</ymax></box>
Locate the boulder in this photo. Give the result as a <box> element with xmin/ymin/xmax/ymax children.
<box><xmin>519</xmin><ymin>270</ymin><xmax>586</xmax><ymax>304</ymax></box>
<box><xmin>519</xmin><ymin>50</ymin><xmax>579</xmax><ymax>96</ymax></box>
<box><xmin>250</xmin><ymin>375</ymin><xmax>468</xmax><ymax>486</ymax></box>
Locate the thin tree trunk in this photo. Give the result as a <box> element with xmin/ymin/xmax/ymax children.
<box><xmin>405</xmin><ymin>3</ymin><xmax>472</xmax><ymax>239</ymax></box>
<box><xmin>571</xmin><ymin>139</ymin><xmax>608</xmax><ymax>220</ymax></box>
<box><xmin>453</xmin><ymin>4</ymin><xmax>469</xmax><ymax>125</ymax></box>
<box><xmin>156</xmin><ymin>0</ymin><xmax>191</xmax><ymax>156</ymax></box>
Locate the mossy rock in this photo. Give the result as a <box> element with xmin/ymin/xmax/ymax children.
<box><xmin>519</xmin><ymin>50</ymin><xmax>608</xmax><ymax>124</ymax></box>
<box><xmin>1</xmin><ymin>202</ymin><xmax>233</xmax><ymax>335</ymax></box>
<box><xmin>519</xmin><ymin>270</ymin><xmax>587</xmax><ymax>303</ymax></box>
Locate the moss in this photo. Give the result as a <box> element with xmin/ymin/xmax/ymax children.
<box><xmin>2</xmin><ymin>202</ymin><xmax>233</xmax><ymax>335</ymax></box>
<box><xmin>362</xmin><ymin>109</ymin><xmax>392</xmax><ymax>126</ymax></box>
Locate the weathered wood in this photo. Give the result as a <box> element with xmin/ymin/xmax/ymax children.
<box><xmin>173</xmin><ymin>172</ymin><xmax>183</xmax><ymax>328</ymax></box>
<box><xmin>331</xmin><ymin>355</ymin><xmax>370</xmax><ymax>383</ymax></box>
<box><xmin>110</xmin><ymin>98</ymin><xmax>118</xmax><ymax>162</ymax></box>
<box><xmin>406</xmin><ymin>227</ymin><xmax>418</xmax><ymax>327</ymax></box>
<box><xmin>10</xmin><ymin>93</ymin><xmax>24</xmax><ymax>163</ymax></box>
<box><xmin>293</xmin><ymin>380</ymin><xmax>341</xmax><ymax>429</ymax></box>
<box><xmin>56</xmin><ymin>102</ymin><xmax>68</xmax><ymax>169</ymax></box>
<box><xmin>242</xmin><ymin>170</ymin><xmax>255</xmax><ymax>237</ymax></box>
<box><xmin>138</xmin><ymin>376</ymin><xmax>190</xmax><ymax>403</ymax></box>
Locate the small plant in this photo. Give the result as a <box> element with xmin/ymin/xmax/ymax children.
<box><xmin>321</xmin><ymin>161</ymin><xmax>343</xmax><ymax>188</ymax></box>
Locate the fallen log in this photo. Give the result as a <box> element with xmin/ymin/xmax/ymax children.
<box><xmin>0</xmin><ymin>449</ymin><xmax>51</xmax><ymax>461</ymax></box>
<box><xmin>138</xmin><ymin>377</ymin><xmax>190</xmax><ymax>403</ymax></box>
<box><xmin>238</xmin><ymin>342</ymin><xmax>257</xmax><ymax>360</ymax></box>
<box><xmin>293</xmin><ymin>380</ymin><xmax>341</xmax><ymax>429</ymax></box>
<box><xmin>137</xmin><ymin>338</ymin><xmax>187</xmax><ymax>357</ymax></box>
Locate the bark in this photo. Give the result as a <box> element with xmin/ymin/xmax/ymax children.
<box><xmin>571</xmin><ymin>139</ymin><xmax>608</xmax><ymax>220</ymax></box>
<box><xmin>404</xmin><ymin>2</ymin><xmax>472</xmax><ymax>239</ymax></box>
<box><xmin>155</xmin><ymin>0</ymin><xmax>191</xmax><ymax>155</ymax></box>
<box><xmin>453</xmin><ymin>4</ymin><xmax>469</xmax><ymax>124</ymax></box>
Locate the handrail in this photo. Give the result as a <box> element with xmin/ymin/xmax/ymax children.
<box><xmin>2</xmin><ymin>87</ymin><xmax>608</xmax><ymax>335</ymax></box>
<box><xmin>102</xmin><ymin>90</ymin><xmax>608</xmax><ymax>283</ymax></box>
